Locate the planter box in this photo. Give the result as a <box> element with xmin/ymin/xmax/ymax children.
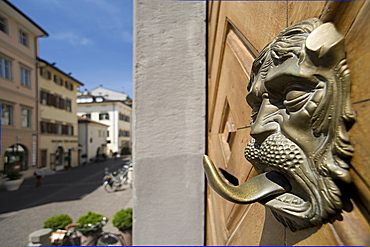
<box><xmin>120</xmin><ymin>229</ymin><xmax>132</xmax><ymax>246</ymax></box>
<box><xmin>80</xmin><ymin>231</ymin><xmax>101</xmax><ymax>246</ymax></box>
<box><xmin>4</xmin><ymin>178</ymin><xmax>24</xmax><ymax>191</ymax></box>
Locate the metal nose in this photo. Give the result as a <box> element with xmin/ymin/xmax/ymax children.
<box><xmin>250</xmin><ymin>97</ymin><xmax>279</xmax><ymax>143</ymax></box>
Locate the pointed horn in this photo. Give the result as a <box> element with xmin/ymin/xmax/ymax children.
<box><xmin>305</xmin><ymin>22</ymin><xmax>345</xmax><ymax>67</ymax></box>
<box><xmin>203</xmin><ymin>155</ymin><xmax>291</xmax><ymax>204</ymax></box>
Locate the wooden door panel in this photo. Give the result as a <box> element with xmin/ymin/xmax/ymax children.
<box><xmin>227</xmin><ymin>204</ymin><xmax>286</xmax><ymax>246</ymax></box>
<box><xmin>222</xmin><ymin>2</ymin><xmax>286</xmax><ymax>52</ymax></box>
<box><xmin>207</xmin><ymin>17</ymin><xmax>256</xmax><ymax>245</ymax></box>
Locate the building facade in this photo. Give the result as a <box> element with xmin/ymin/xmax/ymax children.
<box><xmin>78</xmin><ymin>116</ymin><xmax>108</xmax><ymax>164</ymax></box>
<box><xmin>38</xmin><ymin>58</ymin><xmax>83</xmax><ymax>170</ymax></box>
<box><xmin>77</xmin><ymin>94</ymin><xmax>131</xmax><ymax>157</ymax></box>
<box><xmin>0</xmin><ymin>0</ymin><xmax>47</xmax><ymax>174</ymax></box>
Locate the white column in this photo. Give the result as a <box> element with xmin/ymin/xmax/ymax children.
<box><xmin>133</xmin><ymin>0</ymin><xmax>206</xmax><ymax>245</ymax></box>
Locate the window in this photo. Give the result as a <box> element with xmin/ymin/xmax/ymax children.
<box><xmin>20</xmin><ymin>67</ymin><xmax>31</xmax><ymax>88</ymax></box>
<box><xmin>41</xmin><ymin>121</ymin><xmax>73</xmax><ymax>135</ymax></box>
<box><xmin>67</xmin><ymin>125</ymin><xmax>73</xmax><ymax>135</ymax></box>
<box><xmin>40</xmin><ymin>68</ymin><xmax>51</xmax><ymax>80</ymax></box>
<box><xmin>60</xmin><ymin>98</ymin><xmax>66</xmax><ymax>110</ymax></box>
<box><xmin>21</xmin><ymin>108</ymin><xmax>31</xmax><ymax>128</ymax></box>
<box><xmin>41</xmin><ymin>91</ymin><xmax>71</xmax><ymax>112</ymax></box>
<box><xmin>41</xmin><ymin>122</ymin><xmax>57</xmax><ymax>134</ymax></box>
<box><xmin>19</xmin><ymin>28</ymin><xmax>29</xmax><ymax>46</ymax></box>
<box><xmin>119</xmin><ymin>113</ymin><xmax>130</xmax><ymax>122</ymax></box>
<box><xmin>54</xmin><ymin>95</ymin><xmax>61</xmax><ymax>109</ymax></box>
<box><xmin>99</xmin><ymin>113</ymin><xmax>109</xmax><ymax>120</ymax></box>
<box><xmin>66</xmin><ymin>99</ymin><xmax>72</xmax><ymax>112</ymax></box>
<box><xmin>40</xmin><ymin>90</ymin><xmax>48</xmax><ymax>105</ymax></box>
<box><xmin>65</xmin><ymin>81</ymin><xmax>73</xmax><ymax>91</ymax></box>
<box><xmin>0</xmin><ymin>56</ymin><xmax>11</xmax><ymax>80</ymax></box>
<box><xmin>0</xmin><ymin>14</ymin><xmax>8</xmax><ymax>34</ymax></box>
<box><xmin>54</xmin><ymin>75</ymin><xmax>63</xmax><ymax>86</ymax></box>
<box><xmin>118</xmin><ymin>130</ymin><xmax>130</xmax><ymax>137</ymax></box>
<box><xmin>83</xmin><ymin>113</ymin><xmax>91</xmax><ymax>119</ymax></box>
<box><xmin>62</xmin><ymin>124</ymin><xmax>68</xmax><ymax>135</ymax></box>
<box><xmin>57</xmin><ymin>123</ymin><xmax>62</xmax><ymax>135</ymax></box>
<box><xmin>1</xmin><ymin>103</ymin><xmax>13</xmax><ymax>125</ymax></box>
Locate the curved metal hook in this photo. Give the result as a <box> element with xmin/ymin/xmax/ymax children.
<box><xmin>203</xmin><ymin>155</ymin><xmax>291</xmax><ymax>204</ymax></box>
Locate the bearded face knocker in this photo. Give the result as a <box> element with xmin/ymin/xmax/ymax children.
<box><xmin>203</xmin><ymin>18</ymin><xmax>356</xmax><ymax>231</ymax></box>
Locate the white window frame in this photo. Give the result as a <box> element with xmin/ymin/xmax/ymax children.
<box><xmin>0</xmin><ymin>55</ymin><xmax>12</xmax><ymax>80</ymax></box>
<box><xmin>1</xmin><ymin>103</ymin><xmax>13</xmax><ymax>126</ymax></box>
<box><xmin>20</xmin><ymin>65</ymin><xmax>31</xmax><ymax>88</ymax></box>
<box><xmin>21</xmin><ymin>107</ymin><xmax>32</xmax><ymax>128</ymax></box>
<box><xmin>18</xmin><ymin>27</ymin><xmax>29</xmax><ymax>47</ymax></box>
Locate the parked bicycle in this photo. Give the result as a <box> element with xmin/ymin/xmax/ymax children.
<box><xmin>103</xmin><ymin>163</ymin><xmax>132</xmax><ymax>193</ymax></box>
<box><xmin>50</xmin><ymin>217</ymin><xmax>125</xmax><ymax>246</ymax></box>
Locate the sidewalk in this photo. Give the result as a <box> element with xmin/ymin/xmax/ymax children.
<box><xmin>0</xmin><ymin>156</ymin><xmax>132</xmax><ymax>247</ymax></box>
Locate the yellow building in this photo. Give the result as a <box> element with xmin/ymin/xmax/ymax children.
<box><xmin>38</xmin><ymin>58</ymin><xmax>83</xmax><ymax>170</ymax></box>
<box><xmin>0</xmin><ymin>0</ymin><xmax>47</xmax><ymax>174</ymax></box>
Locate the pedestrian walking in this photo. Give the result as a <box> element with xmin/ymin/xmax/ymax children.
<box><xmin>34</xmin><ymin>168</ymin><xmax>44</xmax><ymax>187</ymax></box>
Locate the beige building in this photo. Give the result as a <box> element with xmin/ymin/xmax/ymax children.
<box><xmin>38</xmin><ymin>58</ymin><xmax>83</xmax><ymax>170</ymax></box>
<box><xmin>0</xmin><ymin>0</ymin><xmax>47</xmax><ymax>174</ymax></box>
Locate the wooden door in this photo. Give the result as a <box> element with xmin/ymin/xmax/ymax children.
<box><xmin>207</xmin><ymin>1</ymin><xmax>370</xmax><ymax>246</ymax></box>
<box><xmin>40</xmin><ymin>149</ymin><xmax>47</xmax><ymax>168</ymax></box>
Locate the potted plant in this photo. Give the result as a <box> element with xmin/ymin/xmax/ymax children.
<box><xmin>3</xmin><ymin>167</ymin><xmax>24</xmax><ymax>191</ymax></box>
<box><xmin>75</xmin><ymin>211</ymin><xmax>107</xmax><ymax>246</ymax></box>
<box><xmin>112</xmin><ymin>208</ymin><xmax>132</xmax><ymax>245</ymax></box>
<box><xmin>43</xmin><ymin>214</ymin><xmax>73</xmax><ymax>231</ymax></box>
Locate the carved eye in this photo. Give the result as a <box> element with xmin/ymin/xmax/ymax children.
<box><xmin>284</xmin><ymin>89</ymin><xmax>311</xmax><ymax>113</ymax></box>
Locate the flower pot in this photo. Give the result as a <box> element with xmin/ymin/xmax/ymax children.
<box><xmin>4</xmin><ymin>178</ymin><xmax>24</xmax><ymax>191</ymax></box>
<box><xmin>80</xmin><ymin>231</ymin><xmax>101</xmax><ymax>246</ymax></box>
<box><xmin>119</xmin><ymin>229</ymin><xmax>132</xmax><ymax>246</ymax></box>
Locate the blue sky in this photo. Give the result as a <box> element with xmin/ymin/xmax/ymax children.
<box><xmin>9</xmin><ymin>0</ymin><xmax>133</xmax><ymax>97</ymax></box>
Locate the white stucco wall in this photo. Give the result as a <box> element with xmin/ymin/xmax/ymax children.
<box><xmin>133</xmin><ymin>1</ymin><xmax>206</xmax><ymax>245</ymax></box>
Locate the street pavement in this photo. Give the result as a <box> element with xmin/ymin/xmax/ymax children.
<box><xmin>0</xmin><ymin>156</ymin><xmax>133</xmax><ymax>247</ymax></box>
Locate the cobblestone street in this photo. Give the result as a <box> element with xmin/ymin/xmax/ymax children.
<box><xmin>0</xmin><ymin>157</ymin><xmax>132</xmax><ymax>246</ymax></box>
